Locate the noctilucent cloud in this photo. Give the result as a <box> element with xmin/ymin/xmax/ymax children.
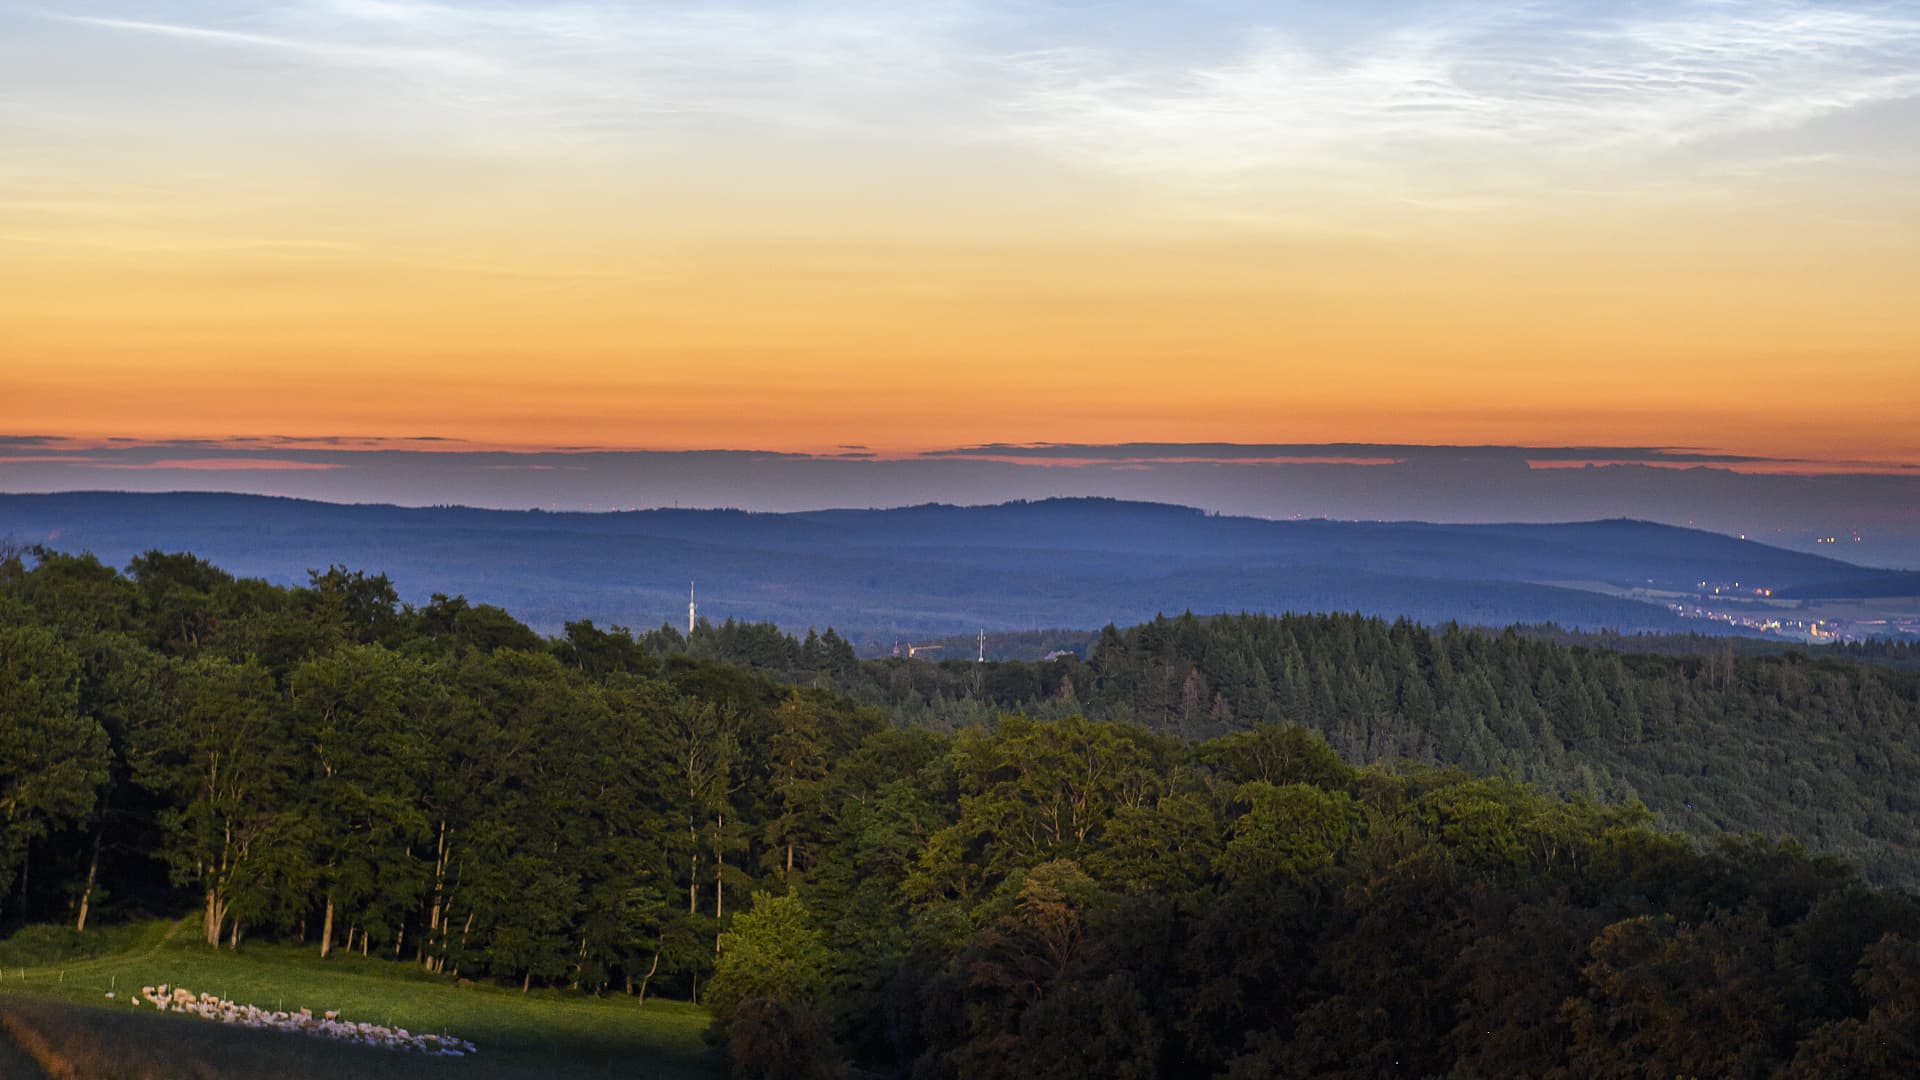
<box><xmin>2</xmin><ymin>2</ymin><xmax>1917</xmax><ymax>462</ymax></box>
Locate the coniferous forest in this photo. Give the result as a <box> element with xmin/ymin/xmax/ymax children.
<box><xmin>6</xmin><ymin>546</ymin><xmax>1920</xmax><ymax>1077</ymax></box>
<box><xmin>711</xmin><ymin>613</ymin><xmax>1920</xmax><ymax>888</ymax></box>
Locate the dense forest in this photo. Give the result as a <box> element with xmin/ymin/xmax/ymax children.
<box><xmin>905</xmin><ymin>623</ymin><xmax>1920</xmax><ymax>672</ymax></box>
<box><xmin>1516</xmin><ymin>627</ymin><xmax>1920</xmax><ymax>674</ymax></box>
<box><xmin>6</xmin><ymin>547</ymin><xmax>1920</xmax><ymax>1076</ymax></box>
<box><xmin>686</xmin><ymin>611</ymin><xmax>1920</xmax><ymax>890</ymax></box>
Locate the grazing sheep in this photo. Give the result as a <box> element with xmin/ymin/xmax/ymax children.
<box><xmin>131</xmin><ymin>982</ymin><xmax>478</xmax><ymax>1056</ymax></box>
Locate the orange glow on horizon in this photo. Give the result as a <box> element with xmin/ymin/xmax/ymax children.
<box><xmin>11</xmin><ymin>3</ymin><xmax>1920</xmax><ymax>474</ymax></box>
<box><xmin>4</xmin><ymin>37</ymin><xmax>1917</xmax><ymax>470</ymax></box>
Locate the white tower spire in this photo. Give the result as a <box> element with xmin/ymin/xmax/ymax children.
<box><xmin>688</xmin><ymin>581</ymin><xmax>696</xmax><ymax>637</ymax></box>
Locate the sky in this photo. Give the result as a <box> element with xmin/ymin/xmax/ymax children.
<box><xmin>2</xmin><ymin>1</ymin><xmax>1918</xmax><ymax>466</ymax></box>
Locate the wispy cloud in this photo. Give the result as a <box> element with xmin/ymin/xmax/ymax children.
<box><xmin>920</xmin><ymin>442</ymin><xmax>1801</xmax><ymax>467</ymax></box>
<box><xmin>1000</xmin><ymin>2</ymin><xmax>1920</xmax><ymax>199</ymax></box>
<box><xmin>31</xmin><ymin>2</ymin><xmax>1920</xmax><ymax>203</ymax></box>
<box><xmin>7</xmin><ymin>436</ymin><xmax>1910</xmax><ymax>474</ymax></box>
<box><xmin>97</xmin><ymin>458</ymin><xmax>348</xmax><ymax>471</ymax></box>
<box><xmin>49</xmin><ymin>2</ymin><xmax>993</xmax><ymax>154</ymax></box>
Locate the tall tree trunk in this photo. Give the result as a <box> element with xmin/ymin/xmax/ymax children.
<box><xmin>522</xmin><ymin>971</ymin><xmax>531</xmax><ymax>994</ymax></box>
<box><xmin>203</xmin><ymin>889</ymin><xmax>221</xmax><ymax>947</ymax></box>
<box><xmin>451</xmin><ymin>908</ymin><xmax>474</xmax><ymax>974</ymax></box>
<box><xmin>424</xmin><ymin>820</ymin><xmax>448</xmax><ymax>969</ymax></box>
<box><xmin>713</xmin><ymin>811</ymin><xmax>726</xmax><ymax>952</ymax></box>
<box><xmin>688</xmin><ymin>809</ymin><xmax>702</xmax><ymax>914</ymax></box>
<box><xmin>637</xmin><ymin>950</ymin><xmax>661</xmax><ymax>1007</ymax></box>
<box><xmin>320</xmin><ymin>895</ymin><xmax>335</xmax><ymax>958</ymax></box>
<box><xmin>74</xmin><ymin>831</ymin><xmax>101</xmax><ymax>933</ymax></box>
<box><xmin>228</xmin><ymin>917</ymin><xmax>242</xmax><ymax>951</ymax></box>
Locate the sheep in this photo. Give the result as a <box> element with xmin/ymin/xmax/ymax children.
<box><xmin>129</xmin><ymin>982</ymin><xmax>478</xmax><ymax>1055</ymax></box>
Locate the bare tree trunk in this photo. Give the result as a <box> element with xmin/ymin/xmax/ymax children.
<box><xmin>713</xmin><ymin>811</ymin><xmax>726</xmax><ymax>952</ymax></box>
<box><xmin>228</xmin><ymin>918</ymin><xmax>242</xmax><ymax>951</ymax></box>
<box><xmin>637</xmin><ymin>950</ymin><xmax>661</xmax><ymax>1007</ymax></box>
<box><xmin>320</xmin><ymin>895</ymin><xmax>335</xmax><ymax>958</ymax></box>
<box><xmin>424</xmin><ymin>820</ymin><xmax>447</xmax><ymax>969</ymax></box>
<box><xmin>203</xmin><ymin>889</ymin><xmax>221</xmax><ymax>947</ymax></box>
<box><xmin>522</xmin><ymin>971</ymin><xmax>531</xmax><ymax>994</ymax></box>
<box><xmin>688</xmin><ymin>842</ymin><xmax>700</xmax><ymax>914</ymax></box>
<box><xmin>449</xmin><ymin>908</ymin><xmax>474</xmax><ymax>975</ymax></box>
<box><xmin>74</xmin><ymin>832</ymin><xmax>101</xmax><ymax>933</ymax></box>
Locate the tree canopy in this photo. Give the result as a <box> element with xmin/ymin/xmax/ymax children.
<box><xmin>4</xmin><ymin>547</ymin><xmax>1920</xmax><ymax>1076</ymax></box>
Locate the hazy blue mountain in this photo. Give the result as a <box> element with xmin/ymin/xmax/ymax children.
<box><xmin>1</xmin><ymin>492</ymin><xmax>1901</xmax><ymax>644</ymax></box>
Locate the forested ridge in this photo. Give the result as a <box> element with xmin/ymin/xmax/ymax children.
<box><xmin>16</xmin><ymin>491</ymin><xmax>1896</xmax><ymax>640</ymax></box>
<box><xmin>6</xmin><ymin>547</ymin><xmax>1920</xmax><ymax>1077</ymax></box>
<box><xmin>683</xmin><ymin>610</ymin><xmax>1920</xmax><ymax>890</ymax></box>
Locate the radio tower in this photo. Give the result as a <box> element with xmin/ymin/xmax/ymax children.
<box><xmin>688</xmin><ymin>581</ymin><xmax>697</xmax><ymax>637</ymax></box>
<box><xmin>977</xmin><ymin>629</ymin><xmax>986</xmax><ymax>663</ymax></box>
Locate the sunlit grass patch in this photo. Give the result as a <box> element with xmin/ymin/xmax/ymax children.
<box><xmin>0</xmin><ymin>919</ymin><xmax>722</xmax><ymax>1079</ymax></box>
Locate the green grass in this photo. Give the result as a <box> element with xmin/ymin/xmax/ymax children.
<box><xmin>0</xmin><ymin>919</ymin><xmax>723</xmax><ymax>1079</ymax></box>
<box><xmin>0</xmin><ymin>922</ymin><xmax>153</xmax><ymax>969</ymax></box>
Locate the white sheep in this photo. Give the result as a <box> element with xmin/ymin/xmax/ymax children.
<box><xmin>130</xmin><ymin>982</ymin><xmax>477</xmax><ymax>1056</ymax></box>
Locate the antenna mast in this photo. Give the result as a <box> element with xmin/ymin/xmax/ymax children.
<box><xmin>977</xmin><ymin>629</ymin><xmax>986</xmax><ymax>664</ymax></box>
<box><xmin>688</xmin><ymin>581</ymin><xmax>696</xmax><ymax>637</ymax></box>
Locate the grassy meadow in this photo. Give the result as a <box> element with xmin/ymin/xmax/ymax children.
<box><xmin>0</xmin><ymin>920</ymin><xmax>722</xmax><ymax>1079</ymax></box>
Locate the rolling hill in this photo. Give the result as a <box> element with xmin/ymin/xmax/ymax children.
<box><xmin>0</xmin><ymin>492</ymin><xmax>1905</xmax><ymax>644</ymax></box>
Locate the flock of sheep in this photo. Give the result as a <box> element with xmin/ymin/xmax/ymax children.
<box><xmin>113</xmin><ymin>984</ymin><xmax>479</xmax><ymax>1056</ymax></box>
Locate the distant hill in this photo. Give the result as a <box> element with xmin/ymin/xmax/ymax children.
<box><xmin>0</xmin><ymin>492</ymin><xmax>1903</xmax><ymax>643</ymax></box>
<box><xmin>1776</xmin><ymin>572</ymin><xmax>1920</xmax><ymax>599</ymax></box>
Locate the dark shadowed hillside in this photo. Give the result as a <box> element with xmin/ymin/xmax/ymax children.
<box><xmin>0</xmin><ymin>492</ymin><xmax>1902</xmax><ymax>643</ymax></box>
